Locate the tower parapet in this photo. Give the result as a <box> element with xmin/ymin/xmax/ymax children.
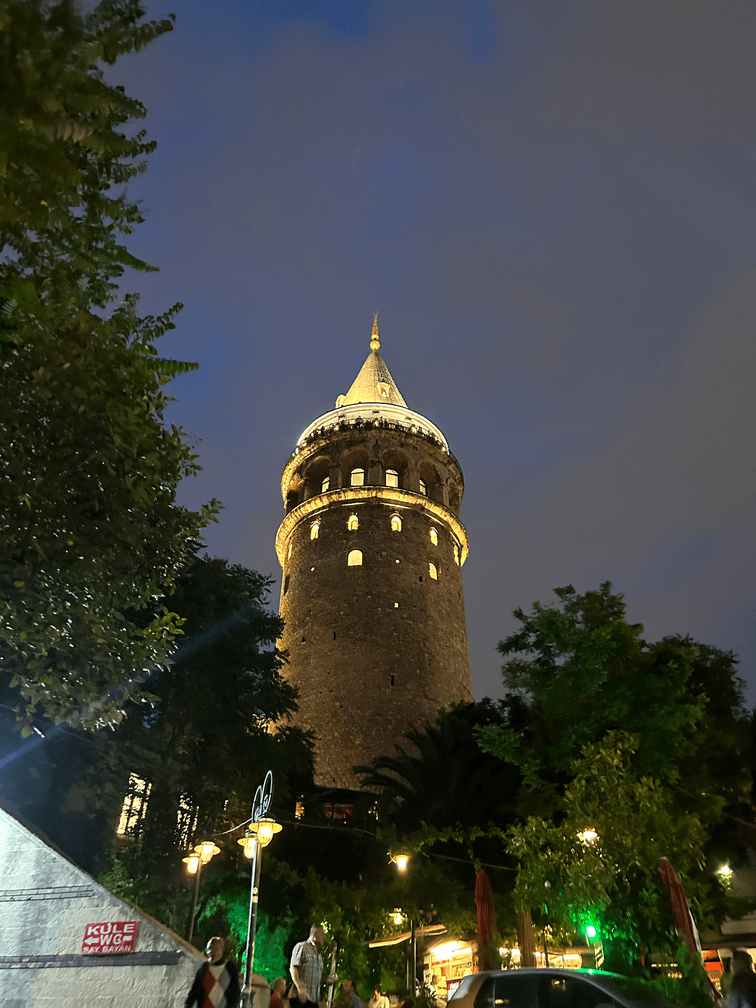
<box><xmin>276</xmin><ymin>318</ymin><xmax>473</xmax><ymax>789</ymax></box>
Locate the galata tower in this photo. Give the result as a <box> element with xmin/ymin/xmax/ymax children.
<box><xmin>276</xmin><ymin>316</ymin><xmax>473</xmax><ymax>789</ymax></box>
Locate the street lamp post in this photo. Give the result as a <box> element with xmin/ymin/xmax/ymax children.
<box><xmin>389</xmin><ymin>854</ymin><xmax>414</xmax><ymax>992</ymax></box>
<box><xmin>183</xmin><ymin>840</ymin><xmax>220</xmax><ymax>943</ymax></box>
<box><xmin>408</xmin><ymin>918</ymin><xmax>416</xmax><ymax>994</ymax></box>
<box><xmin>238</xmin><ymin>771</ymin><xmax>282</xmax><ymax>1008</ymax></box>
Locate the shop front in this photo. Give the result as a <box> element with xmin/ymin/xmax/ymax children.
<box><xmin>422</xmin><ymin>938</ymin><xmax>588</xmax><ymax>998</ymax></box>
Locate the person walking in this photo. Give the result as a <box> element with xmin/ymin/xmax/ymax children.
<box><xmin>727</xmin><ymin>950</ymin><xmax>756</xmax><ymax>1008</ymax></box>
<box><xmin>339</xmin><ymin>979</ymin><xmax>364</xmax><ymax>1008</ymax></box>
<box><xmin>289</xmin><ymin>924</ymin><xmax>336</xmax><ymax>1007</ymax></box>
<box><xmin>270</xmin><ymin>977</ymin><xmax>288</xmax><ymax>1008</ymax></box>
<box><xmin>185</xmin><ymin>936</ymin><xmax>241</xmax><ymax>1008</ymax></box>
<box><xmin>367</xmin><ymin>988</ymin><xmax>389</xmax><ymax>1008</ymax></box>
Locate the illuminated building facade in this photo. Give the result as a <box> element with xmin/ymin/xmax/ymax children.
<box><xmin>276</xmin><ymin>317</ymin><xmax>473</xmax><ymax>789</ymax></box>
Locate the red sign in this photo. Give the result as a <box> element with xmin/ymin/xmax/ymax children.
<box><xmin>82</xmin><ymin>921</ymin><xmax>139</xmax><ymax>954</ymax></box>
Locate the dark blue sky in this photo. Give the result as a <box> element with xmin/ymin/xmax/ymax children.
<box><xmin>114</xmin><ymin>0</ymin><xmax>755</xmax><ymax>702</ymax></box>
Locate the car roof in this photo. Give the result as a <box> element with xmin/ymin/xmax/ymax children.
<box><xmin>471</xmin><ymin>969</ymin><xmax>626</xmax><ymax>979</ymax></box>
<box><xmin>453</xmin><ymin>970</ymin><xmax>677</xmax><ymax>1008</ymax></box>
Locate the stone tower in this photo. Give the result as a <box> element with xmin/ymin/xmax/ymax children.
<box><xmin>276</xmin><ymin>317</ymin><xmax>473</xmax><ymax>789</ymax></box>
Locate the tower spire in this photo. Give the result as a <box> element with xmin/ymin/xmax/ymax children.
<box><xmin>370</xmin><ymin>312</ymin><xmax>380</xmax><ymax>351</ymax></box>
<box><xmin>338</xmin><ymin>314</ymin><xmax>406</xmax><ymax>407</ymax></box>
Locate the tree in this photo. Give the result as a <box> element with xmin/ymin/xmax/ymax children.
<box><xmin>355</xmin><ymin>702</ymin><xmax>526</xmax><ymax>954</ymax></box>
<box><xmin>88</xmin><ymin>554</ymin><xmax>312</xmax><ymax>925</ymax></box>
<box><xmin>0</xmin><ymin>0</ymin><xmax>218</xmax><ymax>728</ymax></box>
<box><xmin>505</xmin><ymin>731</ymin><xmax>707</xmax><ymax>954</ymax></box>
<box><xmin>263</xmin><ymin>837</ymin><xmax>478</xmax><ymax>996</ymax></box>
<box><xmin>356</xmin><ymin>700</ymin><xmax>522</xmax><ymax>833</ymax></box>
<box><xmin>477</xmin><ymin>583</ymin><xmax>753</xmax><ymax>961</ymax></box>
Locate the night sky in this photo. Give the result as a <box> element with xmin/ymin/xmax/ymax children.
<box><xmin>112</xmin><ymin>1</ymin><xmax>755</xmax><ymax>703</ymax></box>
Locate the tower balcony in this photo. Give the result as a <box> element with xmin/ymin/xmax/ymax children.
<box><xmin>294</xmin><ymin>403</ymin><xmax>454</xmax><ymax>457</ymax></box>
<box><xmin>275</xmin><ymin>485</ymin><xmax>469</xmax><ymax>567</ymax></box>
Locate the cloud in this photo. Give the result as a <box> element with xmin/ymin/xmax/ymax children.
<box><xmin>523</xmin><ymin>0</ymin><xmax>756</xmax><ymax>147</ymax></box>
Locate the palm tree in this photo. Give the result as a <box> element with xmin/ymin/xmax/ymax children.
<box><xmin>354</xmin><ymin>700</ymin><xmax>522</xmax><ymax>832</ymax></box>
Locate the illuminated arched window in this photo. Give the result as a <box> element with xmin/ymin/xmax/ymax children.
<box><xmin>453</xmin><ymin>543</ymin><xmax>460</xmax><ymax>565</ymax></box>
<box><xmin>350</xmin><ymin>468</ymin><xmax>365</xmax><ymax>487</ymax></box>
<box><xmin>348</xmin><ymin>514</ymin><xmax>359</xmax><ymax>531</ymax></box>
<box><xmin>429</xmin><ymin>562</ymin><xmax>438</xmax><ymax>580</ymax></box>
<box><xmin>390</xmin><ymin>514</ymin><xmax>402</xmax><ymax>532</ymax></box>
<box><xmin>385</xmin><ymin>468</ymin><xmax>399</xmax><ymax>488</ymax></box>
<box><xmin>347</xmin><ymin>549</ymin><xmax>363</xmax><ymax>567</ymax></box>
<box><xmin>310</xmin><ymin>521</ymin><xmax>319</xmax><ymax>540</ymax></box>
<box><xmin>419</xmin><ymin>479</ymin><xmax>427</xmax><ymax>495</ymax></box>
<box><xmin>321</xmin><ymin>476</ymin><xmax>330</xmax><ymax>493</ymax></box>
<box><xmin>429</xmin><ymin>528</ymin><xmax>438</xmax><ymax>545</ymax></box>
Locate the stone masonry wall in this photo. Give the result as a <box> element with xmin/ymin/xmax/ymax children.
<box><xmin>278</xmin><ymin>426</ymin><xmax>472</xmax><ymax>789</ymax></box>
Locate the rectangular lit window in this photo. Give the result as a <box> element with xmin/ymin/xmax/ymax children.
<box><xmin>419</xmin><ymin>479</ymin><xmax>427</xmax><ymax>495</ymax></box>
<box><xmin>323</xmin><ymin>803</ymin><xmax>353</xmax><ymax>824</ymax></box>
<box><xmin>116</xmin><ymin>773</ymin><xmax>152</xmax><ymax>837</ymax></box>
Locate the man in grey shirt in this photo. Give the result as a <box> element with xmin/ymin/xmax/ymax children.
<box><xmin>290</xmin><ymin>924</ymin><xmax>335</xmax><ymax>1006</ymax></box>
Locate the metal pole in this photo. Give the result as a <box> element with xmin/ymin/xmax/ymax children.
<box><xmin>242</xmin><ymin>839</ymin><xmax>263</xmax><ymax>1008</ymax></box>
<box><xmin>411</xmin><ymin>920</ymin><xmax>417</xmax><ymax>995</ymax></box>
<box><xmin>250</xmin><ymin>841</ymin><xmax>263</xmax><ymax>974</ymax></box>
<box><xmin>406</xmin><ymin>934</ymin><xmax>411</xmax><ymax>993</ymax></box>
<box><xmin>326</xmin><ymin>942</ymin><xmax>338</xmax><ymax>1008</ymax></box>
<box><xmin>187</xmin><ymin>859</ymin><xmax>202</xmax><ymax>943</ymax></box>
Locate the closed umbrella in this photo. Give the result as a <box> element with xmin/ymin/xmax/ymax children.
<box><xmin>658</xmin><ymin>857</ymin><xmax>721</xmax><ymax>1002</ymax></box>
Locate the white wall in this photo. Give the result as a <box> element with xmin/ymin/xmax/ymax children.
<box><xmin>0</xmin><ymin>807</ymin><xmax>204</xmax><ymax>1007</ymax></box>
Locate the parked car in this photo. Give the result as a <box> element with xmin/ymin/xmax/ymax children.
<box><xmin>447</xmin><ymin>968</ymin><xmax>678</xmax><ymax>1008</ymax></box>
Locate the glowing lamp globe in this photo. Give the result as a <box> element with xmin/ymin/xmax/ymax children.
<box><xmin>182</xmin><ymin>853</ymin><xmax>201</xmax><ymax>875</ymax></box>
<box><xmin>194</xmin><ymin>841</ymin><xmax>220</xmax><ymax>865</ymax></box>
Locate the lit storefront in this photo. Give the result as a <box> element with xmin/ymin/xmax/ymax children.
<box><xmin>425</xmin><ymin>940</ymin><xmax>475</xmax><ymax>996</ymax></box>
<box><xmin>423</xmin><ymin>939</ymin><xmax>587</xmax><ymax>997</ymax></box>
<box><xmin>369</xmin><ymin>925</ymin><xmax>591</xmax><ymax>999</ymax></box>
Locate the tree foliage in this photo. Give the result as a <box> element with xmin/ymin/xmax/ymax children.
<box><xmin>505</xmin><ymin>731</ymin><xmax>707</xmax><ymax>951</ymax></box>
<box><xmin>356</xmin><ymin>701</ymin><xmax>521</xmax><ymax>833</ymax></box>
<box><xmin>264</xmin><ymin>837</ymin><xmax>477</xmax><ymax>996</ymax></box>
<box><xmin>1</xmin><ymin>0</ymin><xmax>173</xmax><ymax>296</ymax></box>
<box><xmin>90</xmin><ymin>554</ymin><xmax>311</xmax><ymax>919</ymax></box>
<box><xmin>478</xmin><ymin>584</ymin><xmax>705</xmax><ymax>785</ymax></box>
<box><xmin>0</xmin><ymin>0</ymin><xmax>219</xmax><ymax>726</ymax></box>
<box><xmin>477</xmin><ymin>583</ymin><xmax>753</xmax><ymax>956</ymax></box>
<box><xmin>356</xmin><ymin>702</ymin><xmax>524</xmax><ymax>948</ymax></box>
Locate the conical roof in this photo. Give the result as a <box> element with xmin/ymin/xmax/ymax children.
<box><xmin>337</xmin><ymin>314</ymin><xmax>407</xmax><ymax>408</ymax></box>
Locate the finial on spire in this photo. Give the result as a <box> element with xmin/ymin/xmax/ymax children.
<box><xmin>370</xmin><ymin>312</ymin><xmax>380</xmax><ymax>351</ymax></box>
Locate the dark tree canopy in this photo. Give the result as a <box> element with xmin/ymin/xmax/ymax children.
<box><xmin>479</xmin><ymin>583</ymin><xmax>750</xmax><ymax>799</ymax></box>
<box><xmin>99</xmin><ymin>554</ymin><xmax>308</xmax><ymax>850</ymax></box>
<box><xmin>0</xmin><ymin>0</ymin><xmax>218</xmax><ymax>726</ymax></box>
<box><xmin>477</xmin><ymin>583</ymin><xmax>753</xmax><ymax>958</ymax></box>
<box><xmin>356</xmin><ymin>700</ymin><xmax>522</xmax><ymax>833</ymax></box>
<box><xmin>355</xmin><ymin>701</ymin><xmax>524</xmax><ymax>945</ymax></box>
<box><xmin>49</xmin><ymin>554</ymin><xmax>313</xmax><ymax>924</ymax></box>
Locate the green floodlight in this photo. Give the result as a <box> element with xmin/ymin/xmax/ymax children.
<box><xmin>585</xmin><ymin>925</ymin><xmax>597</xmax><ymax>940</ymax></box>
